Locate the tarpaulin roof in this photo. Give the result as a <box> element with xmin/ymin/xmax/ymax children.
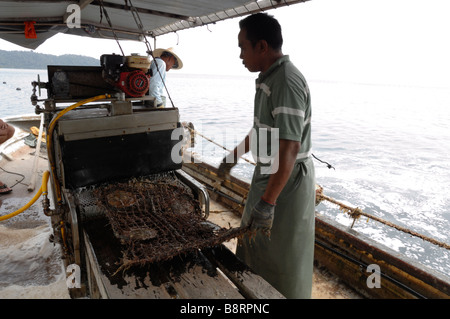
<box><xmin>0</xmin><ymin>0</ymin><xmax>307</xmax><ymax>49</ymax></box>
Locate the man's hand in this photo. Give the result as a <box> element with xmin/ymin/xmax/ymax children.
<box><xmin>248</xmin><ymin>198</ymin><xmax>275</xmax><ymax>235</ymax></box>
<box><xmin>217</xmin><ymin>132</ymin><xmax>251</xmax><ymax>179</ymax></box>
<box><xmin>217</xmin><ymin>161</ymin><xmax>236</xmax><ymax>179</ymax></box>
<box><xmin>0</xmin><ymin>119</ymin><xmax>8</xmax><ymax>130</ymax></box>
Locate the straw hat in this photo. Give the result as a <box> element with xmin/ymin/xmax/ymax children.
<box><xmin>152</xmin><ymin>47</ymin><xmax>183</xmax><ymax>70</ymax></box>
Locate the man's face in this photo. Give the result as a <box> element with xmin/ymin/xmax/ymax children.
<box><xmin>238</xmin><ymin>29</ymin><xmax>262</xmax><ymax>73</ymax></box>
<box><xmin>163</xmin><ymin>55</ymin><xmax>176</xmax><ymax>71</ymax></box>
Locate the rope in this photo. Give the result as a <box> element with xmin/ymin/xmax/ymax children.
<box><xmin>315</xmin><ymin>186</ymin><xmax>450</xmax><ymax>250</ymax></box>
<box><xmin>186</xmin><ymin>126</ymin><xmax>256</xmax><ymax>165</ymax></box>
<box><xmin>98</xmin><ymin>0</ymin><xmax>125</xmax><ymax>56</ymax></box>
<box><xmin>312</xmin><ymin>153</ymin><xmax>335</xmax><ymax>170</ymax></box>
<box><xmin>0</xmin><ymin>166</ymin><xmax>25</xmax><ymax>189</ymax></box>
<box><xmin>127</xmin><ymin>0</ymin><xmax>176</xmax><ymax>108</ymax></box>
<box><xmin>187</xmin><ymin>126</ymin><xmax>450</xmax><ymax>251</ymax></box>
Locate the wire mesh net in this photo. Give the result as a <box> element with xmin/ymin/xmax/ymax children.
<box><xmin>91</xmin><ymin>173</ymin><xmax>247</xmax><ymax>273</ymax></box>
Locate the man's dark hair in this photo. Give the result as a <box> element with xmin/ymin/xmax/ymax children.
<box><xmin>239</xmin><ymin>13</ymin><xmax>283</xmax><ymax>50</ymax></box>
<box><xmin>161</xmin><ymin>51</ymin><xmax>178</xmax><ymax>68</ymax></box>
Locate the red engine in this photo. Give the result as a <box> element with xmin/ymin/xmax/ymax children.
<box><xmin>116</xmin><ymin>70</ymin><xmax>150</xmax><ymax>98</ymax></box>
<box><xmin>100</xmin><ymin>54</ymin><xmax>151</xmax><ymax>98</ymax></box>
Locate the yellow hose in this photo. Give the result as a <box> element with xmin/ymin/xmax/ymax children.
<box><xmin>1</xmin><ymin>95</ymin><xmax>110</xmax><ymax>221</ymax></box>
<box><xmin>46</xmin><ymin>94</ymin><xmax>110</xmax><ymax>203</ymax></box>
<box><xmin>0</xmin><ymin>170</ymin><xmax>50</xmax><ymax>221</ymax></box>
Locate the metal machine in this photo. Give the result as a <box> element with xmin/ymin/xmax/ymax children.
<box><xmin>30</xmin><ymin>56</ymin><xmax>251</xmax><ymax>298</ymax></box>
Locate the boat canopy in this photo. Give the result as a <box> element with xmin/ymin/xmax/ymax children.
<box><xmin>0</xmin><ymin>0</ymin><xmax>307</xmax><ymax>50</ymax></box>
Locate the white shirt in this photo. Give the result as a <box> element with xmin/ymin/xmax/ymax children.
<box><xmin>148</xmin><ymin>58</ymin><xmax>166</xmax><ymax>105</ymax></box>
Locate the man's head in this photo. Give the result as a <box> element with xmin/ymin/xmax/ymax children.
<box><xmin>153</xmin><ymin>48</ymin><xmax>183</xmax><ymax>71</ymax></box>
<box><xmin>160</xmin><ymin>52</ymin><xmax>177</xmax><ymax>71</ymax></box>
<box><xmin>238</xmin><ymin>13</ymin><xmax>283</xmax><ymax>73</ymax></box>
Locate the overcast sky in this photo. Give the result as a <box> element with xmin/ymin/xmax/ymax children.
<box><xmin>1</xmin><ymin>0</ymin><xmax>450</xmax><ymax>87</ymax></box>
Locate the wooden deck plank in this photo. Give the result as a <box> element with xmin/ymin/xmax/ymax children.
<box><xmin>171</xmin><ymin>262</ymin><xmax>244</xmax><ymax>299</ymax></box>
<box><xmin>203</xmin><ymin>245</ymin><xmax>285</xmax><ymax>299</ymax></box>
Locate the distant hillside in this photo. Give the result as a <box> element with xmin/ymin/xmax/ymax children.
<box><xmin>0</xmin><ymin>49</ymin><xmax>99</xmax><ymax>69</ymax></box>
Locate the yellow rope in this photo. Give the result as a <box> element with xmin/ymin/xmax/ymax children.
<box><xmin>315</xmin><ymin>186</ymin><xmax>450</xmax><ymax>250</ymax></box>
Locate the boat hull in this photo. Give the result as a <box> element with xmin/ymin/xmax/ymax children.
<box><xmin>4</xmin><ymin>114</ymin><xmax>41</xmax><ymax>133</ymax></box>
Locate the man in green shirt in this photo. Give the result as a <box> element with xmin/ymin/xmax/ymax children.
<box><xmin>219</xmin><ymin>13</ymin><xmax>315</xmax><ymax>298</ymax></box>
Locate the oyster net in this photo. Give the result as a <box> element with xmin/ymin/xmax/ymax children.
<box><xmin>93</xmin><ymin>174</ymin><xmax>248</xmax><ymax>272</ymax></box>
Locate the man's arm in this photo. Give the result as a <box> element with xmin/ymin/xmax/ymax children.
<box><xmin>246</xmin><ymin>139</ymin><xmax>300</xmax><ymax>233</ymax></box>
<box><xmin>218</xmin><ymin>129</ymin><xmax>252</xmax><ymax>178</ymax></box>
<box><xmin>0</xmin><ymin>119</ymin><xmax>15</xmax><ymax>144</ymax></box>
<box><xmin>148</xmin><ymin>59</ymin><xmax>166</xmax><ymax>104</ymax></box>
<box><xmin>261</xmin><ymin>139</ymin><xmax>300</xmax><ymax>204</ymax></box>
<box><xmin>0</xmin><ymin>119</ymin><xmax>7</xmax><ymax>130</ymax></box>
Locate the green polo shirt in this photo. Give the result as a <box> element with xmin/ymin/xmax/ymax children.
<box><xmin>251</xmin><ymin>55</ymin><xmax>312</xmax><ymax>167</ymax></box>
<box><xmin>238</xmin><ymin>56</ymin><xmax>316</xmax><ymax>298</ymax></box>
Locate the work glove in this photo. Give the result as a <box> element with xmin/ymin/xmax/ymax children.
<box><xmin>248</xmin><ymin>198</ymin><xmax>275</xmax><ymax>236</ymax></box>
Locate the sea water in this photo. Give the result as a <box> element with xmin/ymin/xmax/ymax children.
<box><xmin>0</xmin><ymin>68</ymin><xmax>449</xmax><ymax>297</ymax></box>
